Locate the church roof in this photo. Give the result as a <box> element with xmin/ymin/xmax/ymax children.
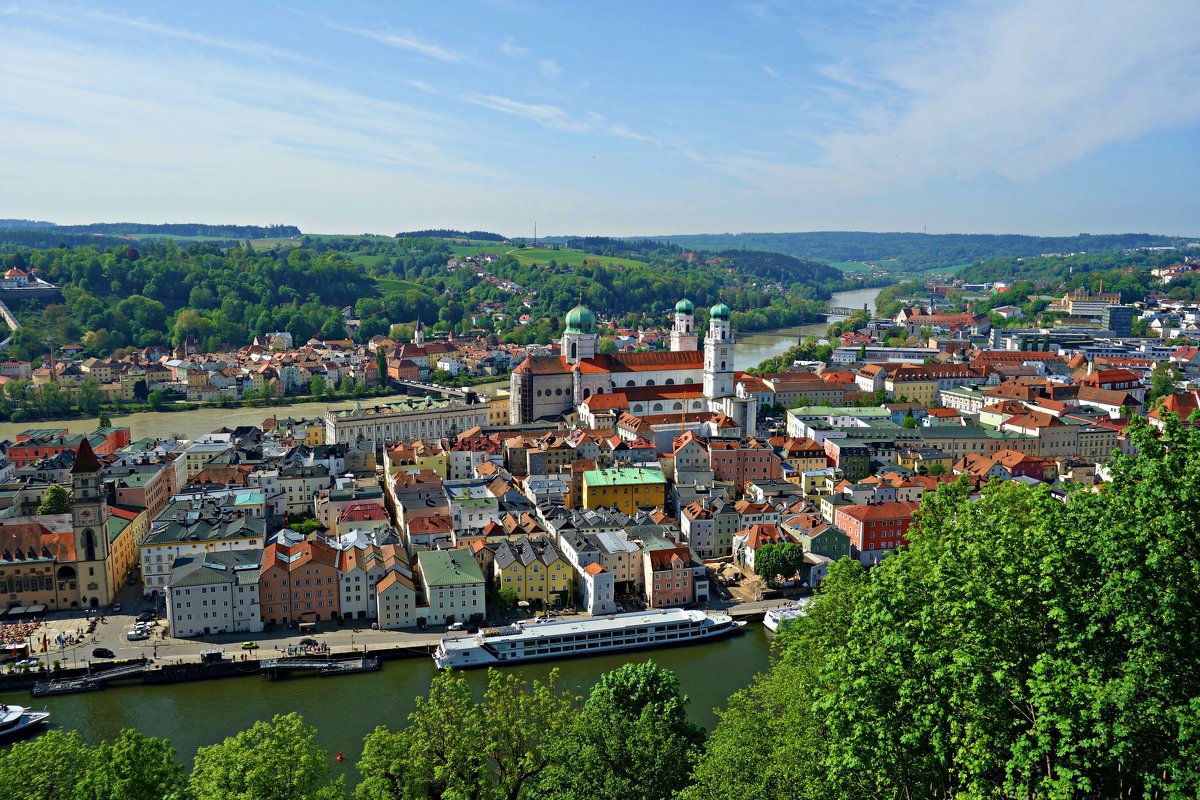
<box><xmin>71</xmin><ymin>438</ymin><xmax>101</xmax><ymax>474</ymax></box>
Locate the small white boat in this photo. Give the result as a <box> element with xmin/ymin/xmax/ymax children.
<box><xmin>0</xmin><ymin>703</ymin><xmax>50</xmax><ymax>742</ymax></box>
<box><xmin>763</xmin><ymin>600</ymin><xmax>809</xmax><ymax>632</ymax></box>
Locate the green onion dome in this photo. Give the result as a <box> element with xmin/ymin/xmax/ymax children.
<box><xmin>564</xmin><ymin>304</ymin><xmax>597</xmax><ymax>334</ymax></box>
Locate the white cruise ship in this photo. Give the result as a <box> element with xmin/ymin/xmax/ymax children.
<box><xmin>433</xmin><ymin>608</ymin><xmax>745</xmax><ymax>669</ymax></box>
<box><xmin>763</xmin><ymin>600</ymin><xmax>810</xmax><ymax>632</ymax></box>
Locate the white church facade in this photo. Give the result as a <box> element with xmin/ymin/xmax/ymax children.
<box><xmin>509</xmin><ymin>299</ymin><xmax>757</xmax><ymax>436</ymax></box>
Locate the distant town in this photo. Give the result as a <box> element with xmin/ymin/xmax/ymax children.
<box><xmin>0</xmin><ymin>250</ymin><xmax>1196</xmax><ymax>660</ymax></box>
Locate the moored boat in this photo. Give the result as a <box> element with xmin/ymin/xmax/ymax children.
<box><xmin>763</xmin><ymin>600</ymin><xmax>809</xmax><ymax>632</ymax></box>
<box><xmin>433</xmin><ymin>608</ymin><xmax>745</xmax><ymax>669</ymax></box>
<box><xmin>0</xmin><ymin>703</ymin><xmax>50</xmax><ymax>742</ymax></box>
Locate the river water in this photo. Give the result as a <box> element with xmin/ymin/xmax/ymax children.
<box><xmin>5</xmin><ymin>626</ymin><xmax>773</xmax><ymax>779</ymax></box>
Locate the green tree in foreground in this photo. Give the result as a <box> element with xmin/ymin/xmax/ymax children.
<box><xmin>37</xmin><ymin>483</ymin><xmax>70</xmax><ymax>515</ymax></box>
<box><xmin>0</xmin><ymin>728</ymin><xmax>185</xmax><ymax>800</ymax></box>
<box><xmin>356</xmin><ymin>667</ymin><xmax>578</xmax><ymax>800</ymax></box>
<box><xmin>0</xmin><ymin>728</ymin><xmax>95</xmax><ymax>800</ymax></box>
<box><xmin>688</xmin><ymin>413</ymin><xmax>1200</xmax><ymax>800</ymax></box>
<box><xmin>77</xmin><ymin>729</ymin><xmax>186</xmax><ymax>800</ymax></box>
<box><xmin>537</xmin><ymin>661</ymin><xmax>703</xmax><ymax>800</ymax></box>
<box><xmin>190</xmin><ymin>712</ymin><xmax>342</xmax><ymax>800</ymax></box>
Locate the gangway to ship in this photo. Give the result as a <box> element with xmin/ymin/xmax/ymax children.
<box><xmin>31</xmin><ymin>659</ymin><xmax>149</xmax><ymax>697</ymax></box>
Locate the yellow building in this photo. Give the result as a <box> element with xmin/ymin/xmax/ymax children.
<box><xmin>581</xmin><ymin>467</ymin><xmax>667</xmax><ymax>515</ymax></box>
<box><xmin>488</xmin><ymin>391</ymin><xmax>510</xmax><ymax>427</ymax></box>
<box><xmin>106</xmin><ymin>506</ymin><xmax>149</xmax><ymax>597</ymax></box>
<box><xmin>304</xmin><ymin>422</ymin><xmax>326</xmax><ymax>447</ymax></box>
<box><xmin>493</xmin><ymin>536</ymin><xmax>571</xmax><ymax>606</ymax></box>
<box><xmin>384</xmin><ymin>441</ymin><xmax>448</xmax><ymax>479</ymax></box>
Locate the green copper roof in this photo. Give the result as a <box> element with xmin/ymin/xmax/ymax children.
<box><xmin>709</xmin><ymin>303</ymin><xmax>731</xmax><ymax>321</ymax></box>
<box><xmin>675</xmin><ymin>298</ymin><xmax>695</xmax><ymax>314</ymax></box>
<box><xmin>564</xmin><ymin>304</ymin><xmax>596</xmax><ymax>334</ymax></box>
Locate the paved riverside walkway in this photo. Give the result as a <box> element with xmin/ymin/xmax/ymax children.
<box><xmin>18</xmin><ymin>589</ymin><xmax>782</xmax><ymax>672</ymax></box>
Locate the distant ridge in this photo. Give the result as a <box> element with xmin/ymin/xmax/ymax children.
<box><xmin>630</xmin><ymin>231</ymin><xmax>1191</xmax><ymax>271</ymax></box>
<box><xmin>0</xmin><ymin>220</ymin><xmax>300</xmax><ymax>239</ymax></box>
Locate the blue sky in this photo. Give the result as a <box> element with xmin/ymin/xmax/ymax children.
<box><xmin>2</xmin><ymin>1</ymin><xmax>1198</xmax><ymax>237</ymax></box>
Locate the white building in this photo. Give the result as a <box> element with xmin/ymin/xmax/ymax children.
<box><xmin>579</xmin><ymin>562</ymin><xmax>616</xmax><ymax>615</ymax></box>
<box><xmin>416</xmin><ymin>549</ymin><xmax>486</xmax><ymax>626</ymax></box>
<box><xmin>166</xmin><ymin>550</ymin><xmax>262</xmax><ymax>638</ymax></box>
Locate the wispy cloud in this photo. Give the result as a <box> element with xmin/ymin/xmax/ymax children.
<box><xmin>760</xmin><ymin>63</ymin><xmax>778</xmax><ymax>78</ymax></box>
<box><xmin>538</xmin><ymin>58</ymin><xmax>561</xmax><ymax>78</ymax></box>
<box><xmin>715</xmin><ymin>0</ymin><xmax>1200</xmax><ymax>200</ymax></box>
<box><xmin>464</xmin><ymin>93</ymin><xmax>658</xmax><ymax>143</ymax></box>
<box><xmin>338</xmin><ymin>25</ymin><xmax>464</xmax><ymax>63</ymax></box>
<box><xmin>4</xmin><ymin>4</ymin><xmax>312</xmax><ymax>63</ymax></box>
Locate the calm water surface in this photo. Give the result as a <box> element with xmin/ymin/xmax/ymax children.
<box><xmin>2</xmin><ymin>626</ymin><xmax>773</xmax><ymax>779</ymax></box>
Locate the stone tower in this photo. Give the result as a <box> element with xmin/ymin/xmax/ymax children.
<box><xmin>71</xmin><ymin>438</ymin><xmax>111</xmax><ymax>608</ymax></box>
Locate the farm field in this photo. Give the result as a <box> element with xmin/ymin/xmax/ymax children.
<box><xmin>374</xmin><ymin>277</ymin><xmax>431</xmax><ymax>297</ymax></box>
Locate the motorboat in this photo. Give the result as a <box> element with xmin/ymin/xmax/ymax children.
<box><xmin>0</xmin><ymin>703</ymin><xmax>50</xmax><ymax>742</ymax></box>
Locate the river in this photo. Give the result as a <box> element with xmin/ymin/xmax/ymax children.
<box><xmin>5</xmin><ymin>625</ymin><xmax>773</xmax><ymax>779</ymax></box>
<box><xmin>732</xmin><ymin>284</ymin><xmax>883</xmax><ymax>371</ymax></box>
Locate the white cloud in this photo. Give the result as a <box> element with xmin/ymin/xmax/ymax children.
<box><xmin>806</xmin><ymin>0</ymin><xmax>1200</xmax><ymax>193</ymax></box>
<box><xmin>538</xmin><ymin>58</ymin><xmax>562</xmax><ymax>78</ymax></box>
<box><xmin>760</xmin><ymin>63</ymin><xmax>778</xmax><ymax>78</ymax></box>
<box><xmin>305</xmin><ymin>15</ymin><xmax>465</xmax><ymax>64</ymax></box>
<box><xmin>464</xmin><ymin>93</ymin><xmax>657</xmax><ymax>143</ymax></box>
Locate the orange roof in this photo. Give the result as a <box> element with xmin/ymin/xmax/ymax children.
<box><xmin>582</xmin><ymin>562</ymin><xmax>607</xmax><ymax>576</ymax></box>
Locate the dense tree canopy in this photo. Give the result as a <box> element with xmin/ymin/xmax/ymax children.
<box><xmin>688</xmin><ymin>413</ymin><xmax>1200</xmax><ymax>800</ymax></box>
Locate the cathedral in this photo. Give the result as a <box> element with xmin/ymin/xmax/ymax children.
<box><xmin>510</xmin><ymin>299</ymin><xmax>757</xmax><ymax>435</ymax></box>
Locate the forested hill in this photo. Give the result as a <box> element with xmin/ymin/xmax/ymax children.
<box><xmin>560</xmin><ymin>236</ymin><xmax>843</xmax><ymax>285</ymax></box>
<box><xmin>0</xmin><ymin>220</ymin><xmax>300</xmax><ymax>239</ymax></box>
<box><xmin>640</xmin><ymin>231</ymin><xmax>1188</xmax><ymax>271</ymax></box>
<box><xmin>395</xmin><ymin>229</ymin><xmax>506</xmax><ymax>241</ymax></box>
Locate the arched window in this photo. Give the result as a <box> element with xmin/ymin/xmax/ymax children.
<box><xmin>721</xmin><ymin>361</ymin><xmax>726</xmax><ymax>370</ymax></box>
<box><xmin>84</xmin><ymin>529</ymin><xmax>96</xmax><ymax>562</ymax></box>
<box><xmin>684</xmin><ymin>377</ymin><xmax>694</xmax><ymax>384</ymax></box>
<box><xmin>652</xmin><ymin>403</ymin><xmax>663</xmax><ymax>412</ymax></box>
<box><xmin>570</xmin><ymin>341</ymin><xmax>577</xmax><ymax>361</ymax></box>
<box><xmin>646</xmin><ymin>379</ymin><xmax>655</xmax><ymax>386</ymax></box>
<box><xmin>673</xmin><ymin>402</ymin><xmax>683</xmax><ymax>411</ymax></box>
<box><xmin>626</xmin><ymin>380</ymin><xmax>636</xmax><ymax>387</ymax></box>
<box><xmin>665</xmin><ymin>378</ymin><xmax>675</xmax><ymax>385</ymax></box>
<box><xmin>583</xmin><ymin>388</ymin><xmax>591</xmax><ymax>399</ymax></box>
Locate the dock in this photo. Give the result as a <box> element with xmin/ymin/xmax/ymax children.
<box><xmin>259</xmin><ymin>655</ymin><xmax>380</xmax><ymax>679</ymax></box>
<box><xmin>31</xmin><ymin>660</ymin><xmax>149</xmax><ymax>697</ymax></box>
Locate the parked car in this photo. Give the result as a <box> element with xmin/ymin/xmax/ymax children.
<box><xmin>241</xmin><ymin>641</ymin><xmax>259</xmax><ymax>650</ymax></box>
<box><xmin>447</xmin><ymin>622</ymin><xmax>465</xmax><ymax>631</ymax></box>
<box><xmin>136</xmin><ymin>612</ymin><xmax>155</xmax><ymax>623</ymax></box>
<box><xmin>14</xmin><ymin>658</ymin><xmax>39</xmax><ymax>669</ymax></box>
<box><xmin>299</xmin><ymin>638</ymin><xmax>318</xmax><ymax>648</ymax></box>
<box><xmin>92</xmin><ymin>647</ymin><xmax>115</xmax><ymax>659</ymax></box>
<box><xmin>111</xmin><ymin>603</ymin><xmax>122</xmax><ymax>613</ymax></box>
<box><xmin>127</xmin><ymin>630</ymin><xmax>149</xmax><ymax>641</ymax></box>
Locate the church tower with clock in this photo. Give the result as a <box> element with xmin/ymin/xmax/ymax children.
<box><xmin>71</xmin><ymin>438</ymin><xmax>111</xmax><ymax>608</ymax></box>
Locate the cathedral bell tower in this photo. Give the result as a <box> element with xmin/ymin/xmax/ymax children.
<box><xmin>561</xmin><ymin>301</ymin><xmax>598</xmax><ymax>365</ymax></box>
<box><xmin>670</xmin><ymin>298</ymin><xmax>698</xmax><ymax>352</ymax></box>
<box><xmin>703</xmin><ymin>303</ymin><xmax>735</xmax><ymax>400</ymax></box>
<box><xmin>71</xmin><ymin>438</ymin><xmax>111</xmax><ymax>608</ymax></box>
